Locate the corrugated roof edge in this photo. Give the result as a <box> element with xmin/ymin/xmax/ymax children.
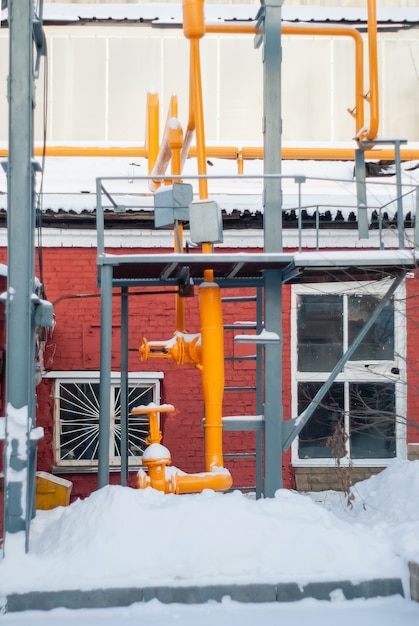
<box><xmin>1</xmin><ymin>4</ymin><xmax>419</xmax><ymax>27</ymax></box>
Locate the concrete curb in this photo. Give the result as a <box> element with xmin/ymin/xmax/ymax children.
<box><xmin>409</xmin><ymin>561</ymin><xmax>419</xmax><ymax>602</ymax></box>
<box><xmin>3</xmin><ymin>578</ymin><xmax>404</xmax><ymax>613</ymax></box>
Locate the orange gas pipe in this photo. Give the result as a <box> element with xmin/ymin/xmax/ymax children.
<box><xmin>198</xmin><ymin>279</ymin><xmax>225</xmax><ymax>471</ymax></box>
<box><xmin>206</xmin><ymin>22</ymin><xmax>365</xmax><ymax>134</ymax></box>
<box><xmin>146</xmin><ymin>91</ymin><xmax>160</xmax><ymax>174</ymax></box>
<box><xmin>360</xmin><ymin>0</ymin><xmax>379</xmax><ymax>141</ymax></box>
<box><xmin>183</xmin><ymin>0</ymin><xmax>208</xmax><ymax>201</ymax></box>
<box><xmin>168</xmin><ymin>120</ymin><xmax>187</xmax><ymax>332</ymax></box>
<box><xmin>19</xmin><ymin>144</ymin><xmax>419</xmax><ymax>162</ymax></box>
<box><xmin>148</xmin><ymin>95</ymin><xmax>179</xmax><ymax>191</ymax></box>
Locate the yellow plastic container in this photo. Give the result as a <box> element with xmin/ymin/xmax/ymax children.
<box><xmin>36</xmin><ymin>472</ymin><xmax>73</xmax><ymax>510</ymax></box>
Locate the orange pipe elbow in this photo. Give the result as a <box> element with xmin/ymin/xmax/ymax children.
<box><xmin>183</xmin><ymin>0</ymin><xmax>205</xmax><ymax>40</ymax></box>
<box><xmin>205</xmin><ymin>22</ymin><xmax>365</xmax><ymax>136</ymax></box>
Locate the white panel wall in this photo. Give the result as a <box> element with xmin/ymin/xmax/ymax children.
<box><xmin>0</xmin><ymin>24</ymin><xmax>418</xmax><ymax>145</ymax></box>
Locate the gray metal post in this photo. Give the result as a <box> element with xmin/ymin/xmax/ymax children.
<box><xmin>255</xmin><ymin>286</ymin><xmax>263</xmax><ymax>498</ymax></box>
<box><xmin>394</xmin><ymin>140</ymin><xmax>404</xmax><ymax>249</ymax></box>
<box><xmin>120</xmin><ymin>287</ymin><xmax>129</xmax><ymax>486</ymax></box>
<box><xmin>3</xmin><ymin>0</ymin><xmax>37</xmax><ymax>548</ymax></box>
<box><xmin>260</xmin><ymin>0</ymin><xmax>284</xmax><ymax>496</ymax></box>
<box><xmin>98</xmin><ymin>263</ymin><xmax>113</xmax><ymax>488</ymax></box>
<box><xmin>415</xmin><ymin>187</ymin><xmax>419</xmax><ymax>248</ymax></box>
<box><xmin>355</xmin><ymin>149</ymin><xmax>369</xmax><ymax>240</ymax></box>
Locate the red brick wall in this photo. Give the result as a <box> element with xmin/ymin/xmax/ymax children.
<box><xmin>28</xmin><ymin>246</ymin><xmax>281</xmax><ymax>497</ymax></box>
<box><xmin>0</xmin><ymin>245</ymin><xmax>417</xmax><ymax>501</ymax></box>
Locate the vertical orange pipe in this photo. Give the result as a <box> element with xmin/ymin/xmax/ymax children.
<box><xmin>199</xmin><ymin>279</ymin><xmax>225</xmax><ymax>470</ymax></box>
<box><xmin>183</xmin><ymin>0</ymin><xmax>224</xmax><ymax>470</ymax></box>
<box><xmin>180</xmin><ymin>56</ymin><xmax>196</xmax><ymax>168</ymax></box>
<box><xmin>148</xmin><ymin>96</ymin><xmax>180</xmax><ymax>192</ymax></box>
<box><xmin>190</xmin><ymin>38</ymin><xmax>208</xmax><ymax>201</ymax></box>
<box><xmin>146</xmin><ymin>91</ymin><xmax>160</xmax><ymax>174</ymax></box>
<box><xmin>364</xmin><ymin>0</ymin><xmax>379</xmax><ymax>140</ymax></box>
<box><xmin>169</xmin><ymin>120</ymin><xmax>187</xmax><ymax>333</ymax></box>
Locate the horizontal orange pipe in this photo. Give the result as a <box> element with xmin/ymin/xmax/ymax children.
<box><xmin>170</xmin><ymin>470</ymin><xmax>232</xmax><ymax>494</ymax></box>
<box><xmin>206</xmin><ymin>22</ymin><xmax>365</xmax><ymax>133</ymax></box>
<box><xmin>10</xmin><ymin>145</ymin><xmax>419</xmax><ymax>162</ymax></box>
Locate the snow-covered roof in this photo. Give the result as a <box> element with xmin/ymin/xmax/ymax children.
<box><xmin>2</xmin><ymin>4</ymin><xmax>419</xmax><ymax>28</ymax></box>
<box><xmin>1</xmin><ymin>149</ymin><xmax>418</xmax><ymax>229</ymax></box>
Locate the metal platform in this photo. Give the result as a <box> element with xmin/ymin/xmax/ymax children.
<box><xmin>97</xmin><ymin>249</ymin><xmax>417</xmax><ymax>288</ymax></box>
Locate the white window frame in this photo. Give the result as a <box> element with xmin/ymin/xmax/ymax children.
<box><xmin>46</xmin><ymin>371</ymin><xmax>163</xmax><ymax>471</ymax></box>
<box><xmin>291</xmin><ymin>280</ymin><xmax>407</xmax><ymax>467</ymax></box>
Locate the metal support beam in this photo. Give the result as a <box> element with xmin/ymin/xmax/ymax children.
<box><xmin>394</xmin><ymin>140</ymin><xmax>404</xmax><ymax>249</ymax></box>
<box><xmin>263</xmin><ymin>270</ymin><xmax>283</xmax><ymax>496</ymax></box>
<box><xmin>415</xmin><ymin>187</ymin><xmax>419</xmax><ymax>248</ymax></box>
<box><xmin>282</xmin><ymin>272</ymin><xmax>406</xmax><ymax>450</ymax></box>
<box><xmin>120</xmin><ymin>287</ymin><xmax>129</xmax><ymax>486</ymax></box>
<box><xmin>355</xmin><ymin>149</ymin><xmax>369</xmax><ymax>240</ymax></box>
<box><xmin>259</xmin><ymin>0</ymin><xmax>284</xmax><ymax>496</ymax></box>
<box><xmin>255</xmin><ymin>286</ymin><xmax>263</xmax><ymax>499</ymax></box>
<box><xmin>98</xmin><ymin>264</ymin><xmax>113</xmax><ymax>488</ymax></box>
<box><xmin>3</xmin><ymin>0</ymin><xmax>36</xmax><ymax>551</ymax></box>
<box><xmin>359</xmin><ymin>138</ymin><xmax>407</xmax><ymax>248</ymax></box>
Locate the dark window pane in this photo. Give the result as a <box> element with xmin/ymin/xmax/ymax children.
<box><xmin>297</xmin><ymin>295</ymin><xmax>343</xmax><ymax>372</ymax></box>
<box><xmin>113</xmin><ymin>385</ymin><xmax>154</xmax><ymax>458</ymax></box>
<box><xmin>349</xmin><ymin>383</ymin><xmax>396</xmax><ymax>458</ymax></box>
<box><xmin>298</xmin><ymin>382</ymin><xmax>345</xmax><ymax>459</ymax></box>
<box><xmin>348</xmin><ymin>295</ymin><xmax>394</xmax><ymax>361</ymax></box>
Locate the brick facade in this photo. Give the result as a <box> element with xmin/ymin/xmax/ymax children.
<box><xmin>0</xmin><ymin>246</ymin><xmax>418</xmax><ymax>503</ymax></box>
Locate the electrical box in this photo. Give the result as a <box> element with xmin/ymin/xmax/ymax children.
<box><xmin>154</xmin><ymin>183</ymin><xmax>193</xmax><ymax>228</ymax></box>
<box><xmin>189</xmin><ymin>199</ymin><xmax>223</xmax><ymax>244</ymax></box>
<box><xmin>36</xmin><ymin>472</ymin><xmax>73</xmax><ymax>510</ymax></box>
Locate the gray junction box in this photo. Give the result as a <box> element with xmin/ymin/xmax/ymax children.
<box><xmin>154</xmin><ymin>183</ymin><xmax>193</xmax><ymax>228</ymax></box>
<box><xmin>189</xmin><ymin>199</ymin><xmax>224</xmax><ymax>244</ymax></box>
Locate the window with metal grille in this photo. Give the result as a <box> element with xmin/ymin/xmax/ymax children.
<box><xmin>49</xmin><ymin>372</ymin><xmax>162</xmax><ymax>469</ymax></box>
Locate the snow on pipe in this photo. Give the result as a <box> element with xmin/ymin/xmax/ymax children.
<box><xmin>148</xmin><ymin>95</ymin><xmax>179</xmax><ymax>192</ymax></box>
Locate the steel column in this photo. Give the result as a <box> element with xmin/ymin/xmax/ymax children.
<box><xmin>260</xmin><ymin>0</ymin><xmax>284</xmax><ymax>496</ymax></box>
<box><xmin>3</xmin><ymin>0</ymin><xmax>36</xmax><ymax>549</ymax></box>
<box><xmin>120</xmin><ymin>287</ymin><xmax>129</xmax><ymax>486</ymax></box>
<box><xmin>98</xmin><ymin>263</ymin><xmax>113</xmax><ymax>488</ymax></box>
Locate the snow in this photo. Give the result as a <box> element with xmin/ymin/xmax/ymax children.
<box><xmin>2</xmin><ymin>151</ymin><xmax>419</xmax><ymax>224</ymax></box>
<box><xmin>1</xmin><ymin>459</ymin><xmax>419</xmax><ymax>624</ymax></box>
<box><xmin>1</xmin><ymin>596</ymin><xmax>419</xmax><ymax>626</ymax></box>
<box><xmin>3</xmin><ymin>3</ymin><xmax>419</xmax><ymax>27</ymax></box>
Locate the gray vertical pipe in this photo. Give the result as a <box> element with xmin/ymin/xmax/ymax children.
<box><xmin>255</xmin><ymin>286</ymin><xmax>263</xmax><ymax>499</ymax></box>
<box><xmin>394</xmin><ymin>140</ymin><xmax>404</xmax><ymax>249</ymax></box>
<box><xmin>415</xmin><ymin>187</ymin><xmax>419</xmax><ymax>248</ymax></box>
<box><xmin>98</xmin><ymin>263</ymin><xmax>113</xmax><ymax>488</ymax></box>
<box><xmin>262</xmin><ymin>0</ymin><xmax>284</xmax><ymax>496</ymax></box>
<box><xmin>4</xmin><ymin>0</ymin><xmax>37</xmax><ymax>545</ymax></box>
<box><xmin>120</xmin><ymin>287</ymin><xmax>129</xmax><ymax>486</ymax></box>
<box><xmin>355</xmin><ymin>149</ymin><xmax>369</xmax><ymax>240</ymax></box>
